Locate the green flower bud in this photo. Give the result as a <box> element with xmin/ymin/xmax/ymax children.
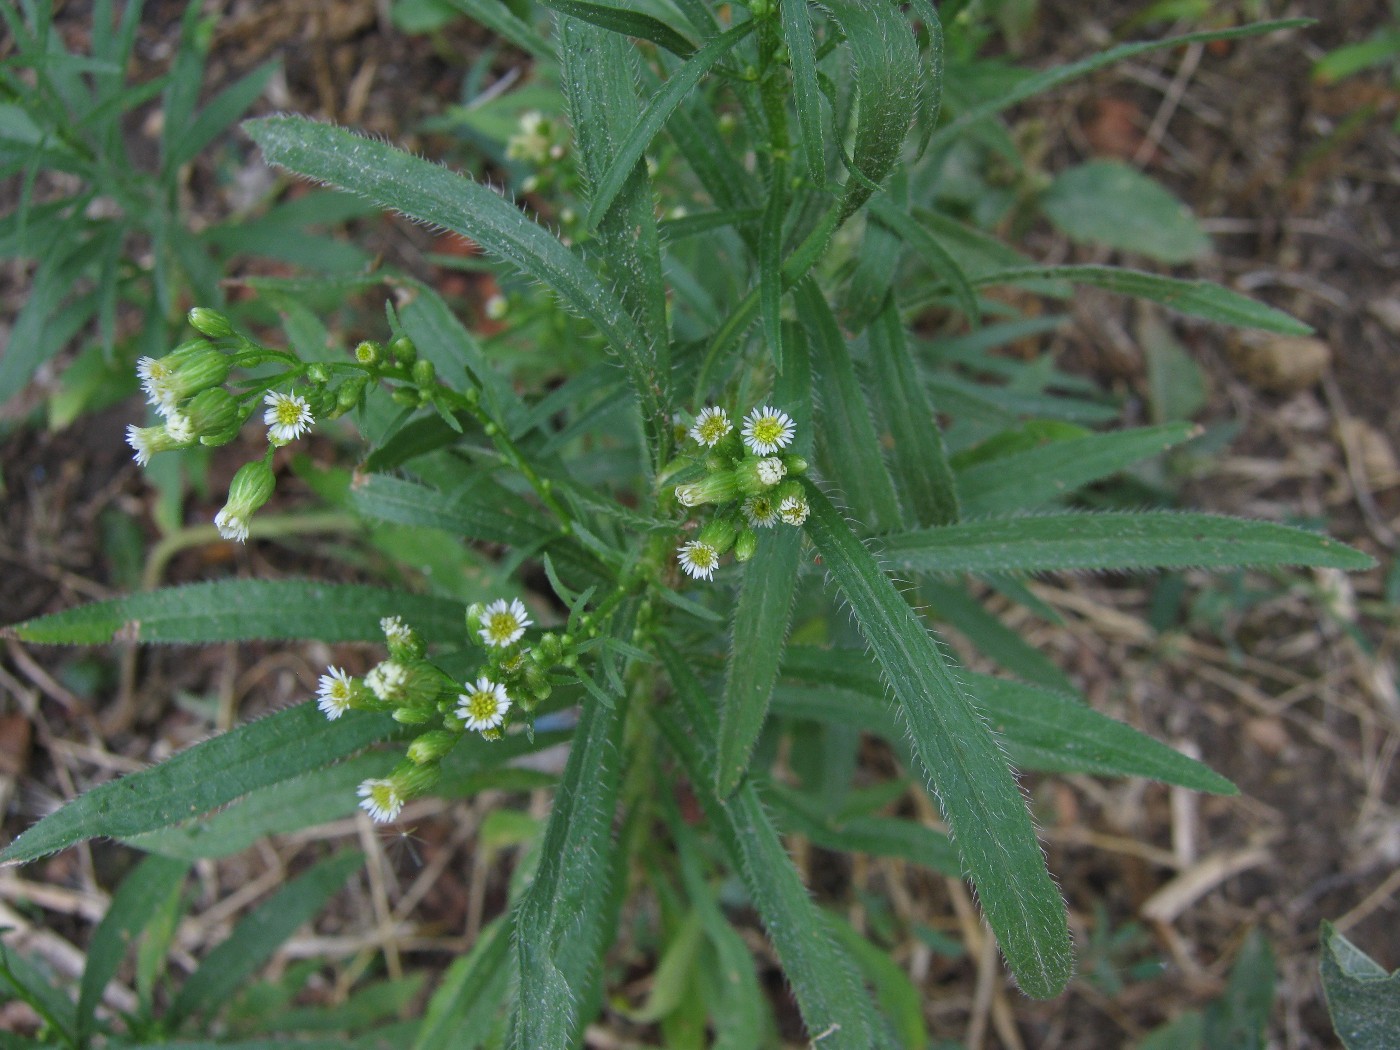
<box><xmin>184</xmin><ymin>388</ymin><xmax>240</xmax><ymax>442</ymax></box>
<box><xmin>336</xmin><ymin>376</ymin><xmax>369</xmax><ymax>411</ymax></box>
<box><xmin>675</xmin><ymin>471</ymin><xmax>739</xmax><ymax>509</ymax></box>
<box><xmin>187</xmin><ymin>307</ymin><xmax>234</xmax><ymax>339</ymax></box>
<box><xmin>390</xmin><ymin>335</ymin><xmax>417</xmax><ymax>365</ymax></box>
<box><xmin>392</xmin><ymin>704</ymin><xmax>436</xmax><ymax>725</ymax></box>
<box><xmin>354</xmin><ymin>340</ymin><xmax>383</xmax><ymax>366</ymax></box>
<box><xmin>782</xmin><ymin>455</ymin><xmax>809</xmax><ymax>476</ymax></box>
<box><xmin>411</xmin><ymin>359</ymin><xmax>436</xmax><ymax>388</ymax></box>
<box><xmin>137</xmin><ymin>342</ymin><xmax>231</xmax><ymax>410</ymax></box>
<box><xmin>214</xmin><ymin>461</ymin><xmax>275</xmax><ymax>543</ymax></box>
<box><xmin>306</xmin><ymin>363</ymin><xmax>332</xmax><ymax>385</ymax></box>
<box><xmin>391</xmin><ymin>387</ymin><xmax>419</xmax><ymax>406</ymax></box>
<box><xmin>734</xmin><ymin>529</ymin><xmax>758</xmax><ymax>562</ymax></box>
<box><xmin>407</xmin><ymin>730</ymin><xmax>458</xmax><ymax>765</ymax></box>
<box><xmin>699</xmin><ymin>516</ymin><xmax>739</xmax><ymax>555</ymax></box>
<box><xmin>380</xmin><ymin>615</ymin><xmax>427</xmax><ymax>661</ymax></box>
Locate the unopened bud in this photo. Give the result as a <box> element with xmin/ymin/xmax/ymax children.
<box><xmin>187</xmin><ymin>307</ymin><xmax>234</xmax><ymax>339</ymax></box>
<box><xmin>390</xmin><ymin>335</ymin><xmax>417</xmax><ymax>365</ymax></box>
<box><xmin>734</xmin><ymin>529</ymin><xmax>758</xmax><ymax>562</ymax></box>
<box><xmin>407</xmin><ymin>730</ymin><xmax>458</xmax><ymax>765</ymax></box>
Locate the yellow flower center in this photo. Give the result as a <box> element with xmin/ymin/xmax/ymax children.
<box><xmin>467</xmin><ymin>689</ymin><xmax>498</xmax><ymax>720</ymax></box>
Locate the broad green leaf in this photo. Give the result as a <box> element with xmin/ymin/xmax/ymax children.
<box><xmin>868</xmin><ymin>197</ymin><xmax>979</xmax><ymax>326</ymax></box>
<box><xmin>844</xmin><ymin>171</ymin><xmax>908</xmax><ymax>329</ymax></box>
<box><xmin>931</xmin><ymin>20</ymin><xmax>1314</xmax><ymax>145</ymax></box>
<box><xmin>584</xmin><ymin>20</ymin><xmax>755</xmax><ymax>230</ymax></box>
<box><xmin>414</xmin><ymin>917</ymin><xmax>514</xmax><ymax>1050</ymax></box>
<box><xmin>717</xmin><ymin>528</ymin><xmax>802</xmax><ymax>796</ymax></box>
<box><xmin>955</xmin><ymin>422</ymin><xmax>1197</xmax><ymax>516</ymax></box>
<box><xmin>867</xmin><ymin>295</ymin><xmax>960</xmax><ymax>526</ymax></box>
<box><xmin>801</xmin><ymin>483</ymin><xmax>1071</xmax><ymax>998</ymax></box>
<box><xmin>798</xmin><ymin>279</ymin><xmax>902</xmax><ymax>534</ymax></box>
<box><xmin>540</xmin><ymin>0</ymin><xmax>696</xmax><ymax>57</ymax></box>
<box><xmin>627</xmin><ymin>911</ymin><xmax>703</xmax><ymax>1024</ymax></box>
<box><xmin>974</xmin><ymin>264</ymin><xmax>1310</xmax><ymax>335</ymax></box>
<box><xmin>1042</xmin><ymin>160</ymin><xmax>1210</xmax><ymax>264</ymax></box>
<box><xmin>1320</xmin><ymin>921</ymin><xmax>1400</xmax><ymax>1050</ymax></box>
<box><xmin>780</xmin><ymin>0</ymin><xmax>825</xmax><ymax>184</ymax></box>
<box><xmin>511</xmin><ymin>690</ymin><xmax>627</xmax><ymax>1049</ymax></box>
<box><xmin>658</xmin><ymin>645</ymin><xmax>896</xmax><ymax>1048</ymax></box>
<box><xmin>879</xmin><ymin>512</ymin><xmax>1375</xmax><ymax>575</ymax></box>
<box><xmin>168</xmin><ymin>852</ymin><xmax>363</xmax><ymax>1025</ymax></box>
<box><xmin>244</xmin><ymin>116</ymin><xmax>670</xmax><ymax>458</ymax></box>
<box><xmin>0</xmin><ymin>706</ymin><xmax>399</xmax><ymax>865</ymax></box>
<box><xmin>5</xmin><ymin>580</ymin><xmax>464</xmax><ymax>646</ymax></box>
<box><xmin>78</xmin><ymin>854</ymin><xmax>189</xmax><ymax>1040</ymax></box>
<box><xmin>825</xmin><ymin>0</ymin><xmax>919</xmax><ymax>217</ymax></box>
<box><xmin>124</xmin><ymin>753</ymin><xmax>397</xmax><ymax>860</ymax></box>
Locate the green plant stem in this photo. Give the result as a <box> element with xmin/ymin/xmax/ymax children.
<box><xmin>142</xmin><ymin>513</ymin><xmax>361</xmax><ymax>590</ymax></box>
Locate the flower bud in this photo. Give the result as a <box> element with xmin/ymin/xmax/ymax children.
<box><xmin>183</xmin><ymin>388</ymin><xmax>240</xmax><ymax>445</ymax></box>
<box><xmin>138</xmin><ymin>342</ymin><xmax>231</xmax><ymax>411</ymax></box>
<box><xmin>782</xmin><ymin>455</ymin><xmax>809</xmax><ymax>476</ymax></box>
<box><xmin>407</xmin><ymin>729</ymin><xmax>458</xmax><ymax>765</ymax></box>
<box><xmin>390</xmin><ymin>335</ymin><xmax>417</xmax><ymax>365</ymax></box>
<box><xmin>354</xmin><ymin>340</ymin><xmax>383</xmax><ymax>366</ymax></box>
<box><xmin>734</xmin><ymin>528</ymin><xmax>758</xmax><ymax>562</ymax></box>
<box><xmin>306</xmin><ymin>362</ymin><xmax>332</xmax><ymax>385</ymax></box>
<box><xmin>411</xmin><ymin>359</ymin><xmax>436</xmax><ymax>388</ymax></box>
<box><xmin>734</xmin><ymin>456</ymin><xmax>786</xmax><ymax>494</ymax></box>
<box><xmin>675</xmin><ymin>471</ymin><xmax>738</xmax><ymax>508</ymax></box>
<box><xmin>214</xmin><ymin>461</ymin><xmax>275</xmax><ymax>543</ymax></box>
<box><xmin>699</xmin><ymin>516</ymin><xmax>739</xmax><ymax>555</ymax></box>
<box><xmin>337</xmin><ymin>376</ymin><xmax>369</xmax><ymax>411</ymax></box>
<box><xmin>381</xmin><ymin>615</ymin><xmax>427</xmax><ymax>660</ymax></box>
<box><xmin>126</xmin><ymin>420</ymin><xmax>195</xmax><ymax>466</ymax></box>
<box><xmin>187</xmin><ymin>307</ymin><xmax>234</xmax><ymax>339</ymax></box>
<box><xmin>392</xmin><ymin>704</ymin><xmax>436</xmax><ymax>725</ymax></box>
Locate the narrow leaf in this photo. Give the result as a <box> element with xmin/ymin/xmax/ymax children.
<box><xmin>802</xmin><ymin>483</ymin><xmax>1071</xmax><ymax>998</ymax></box>
<box><xmin>445</xmin><ymin>0</ymin><xmax>554</xmax><ymax>59</ymax></box>
<box><xmin>717</xmin><ymin>528</ymin><xmax>802</xmax><ymax>796</ymax></box>
<box><xmin>879</xmin><ymin>512</ymin><xmax>1376</xmax><ymax>575</ymax></box>
<box><xmin>0</xmin><ymin>706</ymin><xmax>399</xmax><ymax>865</ymax></box>
<box><xmin>766</xmin><ymin>784</ymin><xmax>961</xmax><ymax>876</ymax></box>
<box><xmin>414</xmin><ymin>917</ymin><xmax>514</xmax><ymax>1050</ymax></box>
<box><xmin>5</xmin><ymin>580</ymin><xmax>464</xmax><ymax>646</ymax></box>
<box><xmin>539</xmin><ymin>0</ymin><xmax>696</xmax><ymax>57</ymax></box>
<box><xmin>780</xmin><ymin>0</ymin><xmax>826</xmax><ymax>184</ymax></box>
<box><xmin>869</xmin><ymin>197</ymin><xmax>979</xmax><ymax>325</ymax></box>
<box><xmin>759</xmin><ymin>157</ymin><xmax>787</xmax><ymax>372</ymax></box>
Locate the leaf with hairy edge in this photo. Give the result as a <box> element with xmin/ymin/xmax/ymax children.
<box><xmin>922</xmin><ymin>579</ymin><xmax>1077</xmax><ymax>694</ymax></box>
<box><xmin>657</xmin><ymin>645</ymin><xmax>897</xmax><ymax>1048</ymax></box>
<box><xmin>0</xmin><ymin>706</ymin><xmax>400</xmax><ymax>865</ymax></box>
<box><xmin>802</xmin><ymin>482</ymin><xmax>1071</xmax><ymax>998</ymax></box>
<box><xmin>1320</xmin><ymin>921</ymin><xmax>1400</xmax><ymax>1050</ymax></box>
<box><xmin>972</xmin><ymin>264</ymin><xmax>1310</xmax><ymax>335</ymax></box>
<box><xmin>539</xmin><ymin>0</ymin><xmax>696</xmax><ymax>57</ymax></box>
<box><xmin>167</xmin><ymin>852</ymin><xmax>363</xmax><ymax>1025</ymax></box>
<box><xmin>759</xmin><ymin>157</ymin><xmax>788</xmax><ymax>372</ymax></box>
<box><xmin>780</xmin><ymin>0</ymin><xmax>825</xmax><ymax>184</ymax></box>
<box><xmin>511</xmin><ymin>691</ymin><xmax>626</xmax><ymax>1049</ymax></box>
<box><xmin>869</xmin><ymin>196</ymin><xmax>979</xmax><ymax>326</ymax></box>
<box><xmin>243</xmin><ymin>116</ymin><xmax>670</xmax><ymax>463</ymax></box>
<box><xmin>766</xmin><ymin>784</ymin><xmax>962</xmax><ymax>876</ymax></box>
<box><xmin>5</xmin><ymin>580</ymin><xmax>464</xmax><ymax>646</ymax></box>
<box><xmin>583</xmin><ymin>20</ymin><xmax>756</xmax><ymax>231</ymax></box>
<box><xmin>414</xmin><ymin>917</ymin><xmax>514</xmax><ymax>1050</ymax></box>
<box><xmin>444</xmin><ymin>0</ymin><xmax>554</xmax><ymax>59</ymax></box>
<box><xmin>868</xmin><ymin>294</ymin><xmax>960</xmax><ymax>526</ymax></box>
<box><xmin>717</xmin><ymin>528</ymin><xmax>802</xmax><ymax>797</ymax></box>
<box><xmin>955</xmin><ymin>422</ymin><xmax>1197</xmax><ymax>516</ymax></box>
<box><xmin>845</xmin><ymin>170</ymin><xmax>908</xmax><ymax>329</ymax></box>
<box><xmin>878</xmin><ymin>512</ymin><xmax>1375</xmax><ymax>574</ymax></box>
<box><xmin>824</xmin><ymin>0</ymin><xmax>919</xmax><ymax>217</ymax></box>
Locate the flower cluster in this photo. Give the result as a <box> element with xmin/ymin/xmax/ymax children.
<box><xmin>668</xmin><ymin>403</ymin><xmax>811</xmax><ymax>581</ymax></box>
<box><xmin>314</xmin><ymin>602</ymin><xmax>565</xmax><ymax>823</ymax></box>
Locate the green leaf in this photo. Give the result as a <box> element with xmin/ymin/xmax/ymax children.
<box><xmin>1041</xmin><ymin>160</ymin><xmax>1210</xmax><ymax>264</ymax></box>
<box><xmin>583</xmin><ymin>20</ymin><xmax>755</xmax><ymax>230</ymax></box>
<box><xmin>766</xmin><ymin>784</ymin><xmax>961</xmax><ymax>876</ymax></box>
<box><xmin>824</xmin><ymin>912</ymin><xmax>930</xmax><ymax>1050</ymax></box>
<box><xmin>973</xmin><ymin>264</ymin><xmax>1310</xmax><ymax>335</ymax></box>
<box><xmin>801</xmin><ymin>483</ymin><xmax>1071</xmax><ymax>999</ymax></box>
<box><xmin>780</xmin><ymin>0</ymin><xmax>825</xmax><ymax>185</ymax></box>
<box><xmin>539</xmin><ymin>0</ymin><xmax>696</xmax><ymax>57</ymax></box>
<box><xmin>5</xmin><ymin>580</ymin><xmax>464</xmax><ymax>646</ymax></box>
<box><xmin>868</xmin><ymin>197</ymin><xmax>979</xmax><ymax>326</ymax></box>
<box><xmin>1320</xmin><ymin>921</ymin><xmax>1400</xmax><ymax>1050</ymax></box>
<box><xmin>717</xmin><ymin>528</ymin><xmax>802</xmax><ymax>796</ymax></box>
<box><xmin>759</xmin><ymin>157</ymin><xmax>788</xmax><ymax>373</ymax></box>
<box><xmin>168</xmin><ymin>852</ymin><xmax>363</xmax><ymax>1026</ymax></box>
<box><xmin>444</xmin><ymin>0</ymin><xmax>554</xmax><ymax>59</ymax></box>
<box><xmin>78</xmin><ymin>854</ymin><xmax>189</xmax><ymax>1040</ymax></box>
<box><xmin>243</xmin><ymin>116</ymin><xmax>670</xmax><ymax>459</ymax></box>
<box><xmin>955</xmin><ymin>422</ymin><xmax>1196</xmax><ymax>516</ymax></box>
<box><xmin>1202</xmin><ymin>929</ymin><xmax>1274</xmax><ymax>1050</ymax></box>
<box><xmin>878</xmin><ymin>512</ymin><xmax>1376</xmax><ymax>575</ymax></box>
<box><xmin>920</xmin><ymin>579</ymin><xmax>1077</xmax><ymax>694</ymax></box>
<box><xmin>414</xmin><ymin>917</ymin><xmax>514</xmax><ymax>1050</ymax></box>
<box><xmin>165</xmin><ymin>58</ymin><xmax>279</xmax><ymax>171</ymax></box>
<box><xmin>0</xmin><ymin>706</ymin><xmax>399</xmax><ymax>865</ymax></box>
<box><xmin>0</xmin><ymin>937</ymin><xmax>77</xmax><ymax>1042</ymax></box>
<box><xmin>511</xmin><ymin>691</ymin><xmax>627</xmax><ymax>1048</ymax></box>
<box><xmin>658</xmin><ymin>645</ymin><xmax>896</xmax><ymax>1048</ymax></box>
<box><xmin>825</xmin><ymin>0</ymin><xmax>919</xmax><ymax>217</ymax></box>
<box><xmin>867</xmin><ymin>295</ymin><xmax>960</xmax><ymax>526</ymax></box>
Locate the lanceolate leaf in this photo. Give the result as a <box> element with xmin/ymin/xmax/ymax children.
<box><xmin>414</xmin><ymin>917</ymin><xmax>515</xmax><ymax>1050</ymax></box>
<box><xmin>0</xmin><ymin>706</ymin><xmax>400</xmax><ymax>865</ymax></box>
<box><xmin>244</xmin><ymin>116</ymin><xmax>670</xmax><ymax>459</ymax></box>
<box><xmin>868</xmin><ymin>197</ymin><xmax>979</xmax><ymax>326</ymax></box>
<box><xmin>780</xmin><ymin>0</ymin><xmax>826</xmax><ymax>184</ymax></box>
<box><xmin>539</xmin><ymin>0</ymin><xmax>697</xmax><ymax>57</ymax></box>
<box><xmin>801</xmin><ymin>483</ymin><xmax>1071</xmax><ymax>999</ymax></box>
<box><xmin>5</xmin><ymin>580</ymin><xmax>464</xmax><ymax>646</ymax></box>
<box><xmin>717</xmin><ymin>528</ymin><xmax>802</xmax><ymax>797</ymax></box>
<box><xmin>878</xmin><ymin>512</ymin><xmax>1375</xmax><ymax>575</ymax></box>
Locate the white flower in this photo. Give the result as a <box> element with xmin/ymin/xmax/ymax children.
<box><xmin>741</xmin><ymin>405</ymin><xmax>795</xmax><ymax>456</ymax></box>
<box><xmin>137</xmin><ymin>356</ymin><xmax>175</xmax><ymax>410</ymax></box>
<box><xmin>479</xmin><ymin>598</ymin><xmax>532</xmax><ymax>648</ymax></box>
<box><xmin>214</xmin><ymin>508</ymin><xmax>249</xmax><ymax>543</ymax></box>
<box><xmin>677</xmin><ymin>540</ymin><xmax>720</xmax><ymax>580</ymax></box>
<box><xmin>457</xmin><ymin>676</ymin><xmax>512</xmax><ymax>732</ymax></box>
<box><xmin>756</xmin><ymin>457</ymin><xmax>786</xmax><ymax>486</ymax></box>
<box><xmin>317</xmin><ymin>667</ymin><xmax>355</xmax><ymax>720</ymax></box>
<box><xmin>357</xmin><ymin>778</ymin><xmax>404</xmax><ymax>823</ymax></box>
<box><xmin>126</xmin><ymin>425</ymin><xmax>158</xmax><ymax>466</ymax></box>
<box><xmin>743</xmin><ymin>494</ymin><xmax>780</xmax><ymax>528</ymax></box>
<box><xmin>365</xmin><ymin>660</ymin><xmax>408</xmax><ymax>702</ymax></box>
<box><xmin>778</xmin><ymin>494</ymin><xmax>810</xmax><ymax>526</ymax></box>
<box><xmin>263</xmin><ymin>390</ymin><xmax>314</xmax><ymax>443</ymax></box>
<box><xmin>689</xmin><ymin>406</ymin><xmax>733</xmax><ymax>447</ymax></box>
<box><xmin>380</xmin><ymin>616</ymin><xmax>411</xmax><ymax>646</ymax></box>
<box><xmin>164</xmin><ymin>411</ymin><xmax>194</xmax><ymax>444</ymax></box>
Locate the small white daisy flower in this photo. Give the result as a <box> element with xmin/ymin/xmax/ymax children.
<box><xmin>479</xmin><ymin>598</ymin><xmax>532</xmax><ymax>648</ymax></box>
<box><xmin>163</xmin><ymin>411</ymin><xmax>194</xmax><ymax>444</ymax></box>
<box><xmin>677</xmin><ymin>540</ymin><xmax>720</xmax><ymax>580</ymax></box>
<box><xmin>743</xmin><ymin>494</ymin><xmax>780</xmax><ymax>528</ymax></box>
<box><xmin>365</xmin><ymin>660</ymin><xmax>408</xmax><ymax>702</ymax></box>
<box><xmin>214</xmin><ymin>508</ymin><xmax>249</xmax><ymax>543</ymax></box>
<box><xmin>756</xmin><ymin>457</ymin><xmax>786</xmax><ymax>486</ymax></box>
<box><xmin>137</xmin><ymin>356</ymin><xmax>175</xmax><ymax>409</ymax></box>
<box><xmin>457</xmin><ymin>676</ymin><xmax>512</xmax><ymax>732</ymax></box>
<box><xmin>357</xmin><ymin>778</ymin><xmax>404</xmax><ymax>823</ymax></box>
<box><xmin>263</xmin><ymin>390</ymin><xmax>314</xmax><ymax>443</ymax></box>
<box><xmin>689</xmin><ymin>406</ymin><xmax>733</xmax><ymax>447</ymax></box>
<box><xmin>316</xmin><ymin>667</ymin><xmax>355</xmax><ymax>720</ymax></box>
<box><xmin>380</xmin><ymin>616</ymin><xmax>411</xmax><ymax>646</ymax></box>
<box><xmin>778</xmin><ymin>494</ymin><xmax>810</xmax><ymax>526</ymax></box>
<box><xmin>741</xmin><ymin>405</ymin><xmax>795</xmax><ymax>456</ymax></box>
